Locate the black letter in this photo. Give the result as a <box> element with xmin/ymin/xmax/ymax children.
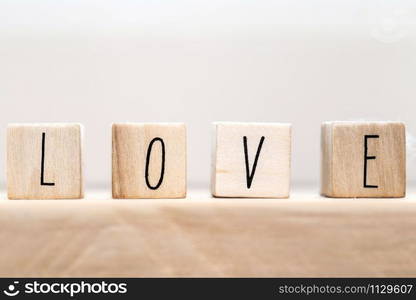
<box><xmin>40</xmin><ymin>132</ymin><xmax>55</xmax><ymax>186</ymax></box>
<box><xmin>364</xmin><ymin>134</ymin><xmax>379</xmax><ymax>188</ymax></box>
<box><xmin>145</xmin><ymin>137</ymin><xmax>165</xmax><ymax>190</ymax></box>
<box><xmin>243</xmin><ymin>136</ymin><xmax>265</xmax><ymax>189</ymax></box>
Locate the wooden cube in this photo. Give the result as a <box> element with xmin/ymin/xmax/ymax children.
<box><xmin>321</xmin><ymin>121</ymin><xmax>406</xmax><ymax>198</ymax></box>
<box><xmin>112</xmin><ymin>123</ymin><xmax>187</xmax><ymax>199</ymax></box>
<box><xmin>211</xmin><ymin>122</ymin><xmax>291</xmax><ymax>198</ymax></box>
<box><xmin>7</xmin><ymin>123</ymin><xmax>84</xmax><ymax>199</ymax></box>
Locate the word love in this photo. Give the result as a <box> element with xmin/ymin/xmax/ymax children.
<box><xmin>6</xmin><ymin>121</ymin><xmax>405</xmax><ymax>200</ymax></box>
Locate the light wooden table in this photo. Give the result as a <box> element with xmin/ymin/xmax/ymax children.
<box><xmin>1</xmin><ymin>189</ymin><xmax>415</xmax><ymax>277</ymax></box>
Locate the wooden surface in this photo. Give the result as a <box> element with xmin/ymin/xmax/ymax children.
<box><xmin>1</xmin><ymin>189</ymin><xmax>415</xmax><ymax>277</ymax></box>
<box><xmin>212</xmin><ymin>122</ymin><xmax>291</xmax><ymax>198</ymax></box>
<box><xmin>321</xmin><ymin>121</ymin><xmax>406</xmax><ymax>198</ymax></box>
<box><xmin>7</xmin><ymin>123</ymin><xmax>83</xmax><ymax>199</ymax></box>
<box><xmin>112</xmin><ymin>123</ymin><xmax>187</xmax><ymax>199</ymax></box>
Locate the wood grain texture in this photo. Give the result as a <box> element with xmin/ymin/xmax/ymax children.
<box><xmin>7</xmin><ymin>123</ymin><xmax>83</xmax><ymax>200</ymax></box>
<box><xmin>212</xmin><ymin>122</ymin><xmax>291</xmax><ymax>198</ymax></box>
<box><xmin>112</xmin><ymin>123</ymin><xmax>186</xmax><ymax>199</ymax></box>
<box><xmin>0</xmin><ymin>190</ymin><xmax>415</xmax><ymax>277</ymax></box>
<box><xmin>321</xmin><ymin>121</ymin><xmax>406</xmax><ymax>198</ymax></box>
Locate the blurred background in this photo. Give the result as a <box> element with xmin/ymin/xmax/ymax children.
<box><xmin>0</xmin><ymin>0</ymin><xmax>415</xmax><ymax>190</ymax></box>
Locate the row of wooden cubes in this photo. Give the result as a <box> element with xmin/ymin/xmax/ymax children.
<box><xmin>6</xmin><ymin>121</ymin><xmax>405</xmax><ymax>199</ymax></box>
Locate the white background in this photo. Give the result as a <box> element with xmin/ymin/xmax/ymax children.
<box><xmin>0</xmin><ymin>0</ymin><xmax>415</xmax><ymax>189</ymax></box>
